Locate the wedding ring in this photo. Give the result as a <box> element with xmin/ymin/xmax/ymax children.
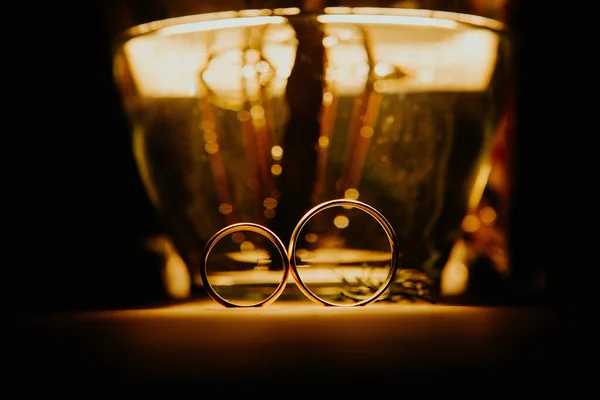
<box><xmin>288</xmin><ymin>199</ymin><xmax>399</xmax><ymax>307</ymax></box>
<box><xmin>201</xmin><ymin>200</ymin><xmax>399</xmax><ymax>307</ymax></box>
<box><xmin>200</xmin><ymin>222</ymin><xmax>290</xmax><ymax>307</ymax></box>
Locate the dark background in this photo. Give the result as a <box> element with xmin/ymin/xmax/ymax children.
<box><xmin>2</xmin><ymin>0</ymin><xmax>587</xmax><ymax>313</ymax></box>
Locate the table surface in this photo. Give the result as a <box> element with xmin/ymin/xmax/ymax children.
<box><xmin>3</xmin><ymin>301</ymin><xmax>591</xmax><ymax>393</ymax></box>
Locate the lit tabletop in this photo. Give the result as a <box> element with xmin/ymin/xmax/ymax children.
<box><xmin>4</xmin><ymin>301</ymin><xmax>590</xmax><ymax>393</ymax></box>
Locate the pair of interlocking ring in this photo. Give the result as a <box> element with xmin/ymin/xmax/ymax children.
<box><xmin>200</xmin><ymin>199</ymin><xmax>400</xmax><ymax>307</ymax></box>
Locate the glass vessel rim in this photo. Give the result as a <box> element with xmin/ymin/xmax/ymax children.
<box><xmin>116</xmin><ymin>6</ymin><xmax>508</xmax><ymax>44</ymax></box>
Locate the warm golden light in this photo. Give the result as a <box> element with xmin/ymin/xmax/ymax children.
<box><xmin>273</xmin><ymin>7</ymin><xmax>301</xmax><ymax>16</ymax></box>
<box><xmin>146</xmin><ymin>236</ymin><xmax>191</xmax><ymax>300</ymax></box>
<box><xmin>360</xmin><ymin>126</ymin><xmax>374</xmax><ymax>138</ymax></box>
<box><xmin>204</xmin><ymin>142</ymin><xmax>219</xmax><ymax>154</ymax></box>
<box><xmin>208</xmin><ymin>247</ymin><xmax>393</xmax><ymax>289</ymax></box>
<box><xmin>462</xmin><ymin>214</ymin><xmax>481</xmax><ymax>233</ymax></box>
<box><xmin>271</xmin><ymin>164</ymin><xmax>283</xmax><ymax>175</ymax></box>
<box><xmin>344</xmin><ymin>188</ymin><xmax>360</xmax><ymax>200</ymax></box>
<box><xmin>231</xmin><ymin>232</ymin><xmax>245</xmax><ymax>243</ymax></box>
<box><xmin>123</xmin><ymin>17</ymin><xmax>295</xmax><ymax>102</ymax></box>
<box><xmin>305</xmin><ymin>233</ymin><xmax>319</xmax><ymax>243</ymax></box>
<box><xmin>225</xmin><ymin>249</ymin><xmax>272</xmax><ymax>264</ymax></box>
<box><xmin>157</xmin><ymin>16</ymin><xmax>286</xmax><ymax>36</ymax></box>
<box><xmin>467</xmin><ymin>162</ymin><xmax>492</xmax><ymax>210</ymax></box>
<box><xmin>122</xmin><ymin>10</ymin><xmax>500</xmax><ymax>99</ymax></box>
<box><xmin>318</xmin><ymin>135</ymin><xmax>330</xmax><ymax>148</ymax></box>
<box><xmin>240</xmin><ymin>241</ymin><xmax>255</xmax><ymax>252</ymax></box>
<box><xmin>263</xmin><ymin>197</ymin><xmax>278</xmax><ymax>209</ymax></box>
<box><xmin>480</xmin><ymin>206</ymin><xmax>497</xmax><ymax>225</ymax></box>
<box><xmin>333</xmin><ymin>215</ymin><xmax>350</xmax><ymax>229</ymax></box>
<box><xmin>317</xmin><ymin>13</ymin><xmax>458</xmax><ymax>29</ymax></box>
<box><xmin>218</xmin><ymin>203</ymin><xmax>233</xmax><ymax>215</ymax></box>
<box><xmin>441</xmin><ymin>239</ymin><xmax>470</xmax><ymax>296</ymax></box>
<box><xmin>271</xmin><ymin>146</ymin><xmax>283</xmax><ymax>160</ymax></box>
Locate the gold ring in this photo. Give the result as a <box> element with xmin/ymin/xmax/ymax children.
<box><xmin>288</xmin><ymin>199</ymin><xmax>399</xmax><ymax>307</ymax></box>
<box><xmin>200</xmin><ymin>222</ymin><xmax>290</xmax><ymax>307</ymax></box>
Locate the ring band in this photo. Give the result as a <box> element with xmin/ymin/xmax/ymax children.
<box><xmin>200</xmin><ymin>222</ymin><xmax>290</xmax><ymax>308</ymax></box>
<box><xmin>288</xmin><ymin>199</ymin><xmax>400</xmax><ymax>307</ymax></box>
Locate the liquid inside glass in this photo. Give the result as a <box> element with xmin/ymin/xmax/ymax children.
<box><xmin>113</xmin><ymin>8</ymin><xmax>511</xmax><ymax>302</ymax></box>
